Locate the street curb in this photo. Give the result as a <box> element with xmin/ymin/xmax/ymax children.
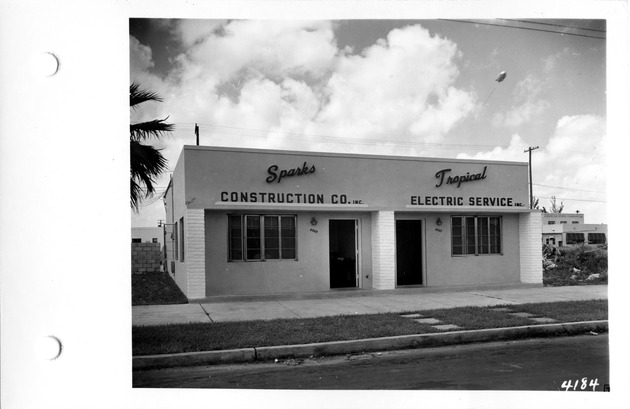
<box><xmin>132</xmin><ymin>320</ymin><xmax>608</xmax><ymax>370</ymax></box>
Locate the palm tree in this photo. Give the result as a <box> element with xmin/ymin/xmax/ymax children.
<box><xmin>130</xmin><ymin>83</ymin><xmax>173</xmax><ymax>211</ymax></box>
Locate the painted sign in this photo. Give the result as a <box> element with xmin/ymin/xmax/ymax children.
<box><xmin>181</xmin><ymin>146</ymin><xmax>529</xmax><ymax>211</ymax></box>
<box><xmin>409</xmin><ymin>195</ymin><xmax>525</xmax><ymax>207</ymax></box>
<box><xmin>266</xmin><ymin>162</ymin><xmax>316</xmax><ymax>183</ymax></box>
<box><xmin>220</xmin><ymin>191</ymin><xmax>365</xmax><ymax>205</ymax></box>
<box><xmin>435</xmin><ymin>166</ymin><xmax>487</xmax><ymax>188</ymax></box>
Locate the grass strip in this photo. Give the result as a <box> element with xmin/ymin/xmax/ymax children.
<box><xmin>133</xmin><ymin>314</ymin><xmax>440</xmax><ymax>355</ymax></box>
<box><xmin>509</xmin><ymin>299</ymin><xmax>607</xmax><ymax>322</ymax></box>
<box><xmin>133</xmin><ymin>299</ymin><xmax>607</xmax><ymax>356</ymax></box>
<box><xmin>132</xmin><ymin>272</ymin><xmax>188</xmax><ymax>306</ymax></box>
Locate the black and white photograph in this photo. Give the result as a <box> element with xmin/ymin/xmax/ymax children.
<box><xmin>2</xmin><ymin>1</ymin><xmax>629</xmax><ymax>409</ymax></box>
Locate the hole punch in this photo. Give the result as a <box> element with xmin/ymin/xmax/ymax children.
<box><xmin>36</xmin><ymin>52</ymin><xmax>60</xmax><ymax>77</ymax></box>
<box><xmin>37</xmin><ymin>335</ymin><xmax>63</xmax><ymax>360</ymax></box>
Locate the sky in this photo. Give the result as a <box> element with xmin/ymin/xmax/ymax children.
<box><xmin>130</xmin><ymin>18</ymin><xmax>607</xmax><ymax>227</ymax></box>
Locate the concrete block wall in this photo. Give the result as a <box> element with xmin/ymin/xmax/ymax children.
<box><xmin>519</xmin><ymin>211</ymin><xmax>543</xmax><ymax>283</ymax></box>
<box><xmin>131</xmin><ymin>242</ymin><xmax>161</xmax><ymax>274</ymax></box>
<box><xmin>186</xmin><ymin>209</ymin><xmax>206</xmax><ymax>299</ymax></box>
<box><xmin>371</xmin><ymin>211</ymin><xmax>396</xmax><ymax>290</ymax></box>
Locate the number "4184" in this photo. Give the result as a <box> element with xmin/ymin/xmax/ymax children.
<box><xmin>561</xmin><ymin>378</ymin><xmax>600</xmax><ymax>391</ymax></box>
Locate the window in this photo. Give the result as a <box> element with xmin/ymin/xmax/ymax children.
<box><xmin>588</xmin><ymin>233</ymin><xmax>606</xmax><ymax>244</ymax></box>
<box><xmin>452</xmin><ymin>216</ymin><xmax>502</xmax><ymax>256</ymax></box>
<box><xmin>179</xmin><ymin>217</ymin><xmax>185</xmax><ymax>261</ymax></box>
<box><xmin>152</xmin><ymin>238</ymin><xmax>158</xmax><ymax>243</ymax></box>
<box><xmin>229</xmin><ymin>214</ymin><xmax>297</xmax><ymax>261</ymax></box>
<box><xmin>545</xmin><ymin>237</ymin><xmax>556</xmax><ymax>245</ymax></box>
<box><xmin>560</xmin><ymin>221</ymin><xmax>567</xmax><ymax>224</ymax></box>
<box><xmin>572</xmin><ymin>221</ymin><xmax>579</xmax><ymax>224</ymax></box>
<box><xmin>132</xmin><ymin>238</ymin><xmax>141</xmax><ymax>243</ymax></box>
<box><xmin>173</xmin><ymin>221</ymin><xmax>178</xmax><ymax>260</ymax></box>
<box><xmin>565</xmin><ymin>233</ymin><xmax>584</xmax><ymax>244</ymax></box>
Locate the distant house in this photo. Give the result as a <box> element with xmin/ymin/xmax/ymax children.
<box><xmin>541</xmin><ymin>213</ymin><xmax>607</xmax><ymax>246</ymax></box>
<box><xmin>131</xmin><ymin>227</ymin><xmax>164</xmax><ymax>247</ymax></box>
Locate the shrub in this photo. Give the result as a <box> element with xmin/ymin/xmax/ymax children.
<box><xmin>542</xmin><ymin>244</ymin><xmax>607</xmax><ymax>286</ymax></box>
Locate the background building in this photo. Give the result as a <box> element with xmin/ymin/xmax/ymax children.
<box><xmin>542</xmin><ymin>213</ymin><xmax>607</xmax><ymax>246</ymax></box>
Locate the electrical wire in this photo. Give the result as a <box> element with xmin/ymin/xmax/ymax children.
<box><xmin>535</xmin><ymin>196</ymin><xmax>606</xmax><ymax>203</ymax></box>
<box><xmin>439</xmin><ymin>19</ymin><xmax>605</xmax><ymax>40</ymax></box>
<box><xmin>533</xmin><ymin>183</ymin><xmax>606</xmax><ymax>194</ymax></box>
<box><xmin>498</xmin><ymin>19</ymin><xmax>606</xmax><ymax>33</ymax></box>
<box><xmin>172</xmin><ymin>123</ymin><xmax>605</xmax><ymax>162</ymax></box>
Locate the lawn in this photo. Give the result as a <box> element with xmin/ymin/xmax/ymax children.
<box><xmin>133</xmin><ymin>299</ymin><xmax>607</xmax><ymax>356</ymax></box>
<box><xmin>132</xmin><ymin>272</ymin><xmax>188</xmax><ymax>306</ymax></box>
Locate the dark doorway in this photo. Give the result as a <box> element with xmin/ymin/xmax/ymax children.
<box><xmin>329</xmin><ymin>220</ymin><xmax>357</xmax><ymax>288</ymax></box>
<box><xmin>396</xmin><ymin>220</ymin><xmax>423</xmax><ymax>286</ymax></box>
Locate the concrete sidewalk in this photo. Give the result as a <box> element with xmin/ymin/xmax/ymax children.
<box><xmin>132</xmin><ymin>284</ymin><xmax>608</xmax><ymax>326</ymax></box>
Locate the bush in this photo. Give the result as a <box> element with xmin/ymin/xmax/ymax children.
<box><xmin>542</xmin><ymin>244</ymin><xmax>608</xmax><ymax>286</ymax></box>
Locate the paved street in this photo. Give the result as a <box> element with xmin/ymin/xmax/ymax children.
<box><xmin>133</xmin><ymin>334</ymin><xmax>609</xmax><ymax>390</ymax></box>
<box><xmin>132</xmin><ymin>284</ymin><xmax>608</xmax><ymax>325</ymax></box>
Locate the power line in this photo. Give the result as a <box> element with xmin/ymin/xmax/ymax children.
<box><xmin>188</xmin><ymin>122</ymin><xmax>521</xmax><ymax>152</ymax></box>
<box><xmin>499</xmin><ymin>19</ymin><xmax>606</xmax><ymax>33</ymax></box>
<box><xmin>167</xmin><ymin>122</ymin><xmax>605</xmax><ymax>161</ymax></box>
<box><xmin>536</xmin><ymin>195</ymin><xmax>606</xmax><ymax>204</ymax></box>
<box><xmin>439</xmin><ymin>19</ymin><xmax>605</xmax><ymax>40</ymax></box>
<box><xmin>533</xmin><ymin>183</ymin><xmax>606</xmax><ymax>194</ymax></box>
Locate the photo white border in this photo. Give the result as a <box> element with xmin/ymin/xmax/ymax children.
<box><xmin>1</xmin><ymin>1</ymin><xmax>627</xmax><ymax>408</ymax></box>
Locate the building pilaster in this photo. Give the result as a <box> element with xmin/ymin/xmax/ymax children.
<box><xmin>371</xmin><ymin>211</ymin><xmax>396</xmax><ymax>290</ymax></box>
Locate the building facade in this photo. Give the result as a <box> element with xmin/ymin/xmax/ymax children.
<box><xmin>131</xmin><ymin>227</ymin><xmax>164</xmax><ymax>247</ymax></box>
<box><xmin>541</xmin><ymin>213</ymin><xmax>607</xmax><ymax>246</ymax></box>
<box><xmin>164</xmin><ymin>146</ymin><xmax>542</xmax><ymax>299</ymax></box>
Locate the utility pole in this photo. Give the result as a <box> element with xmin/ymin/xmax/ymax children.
<box><xmin>195</xmin><ymin>123</ymin><xmax>200</xmax><ymax>146</ymax></box>
<box><xmin>524</xmin><ymin>146</ymin><xmax>539</xmax><ymax>209</ymax></box>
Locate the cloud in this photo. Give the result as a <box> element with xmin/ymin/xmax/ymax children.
<box><xmin>313</xmin><ymin>25</ymin><xmax>474</xmax><ymax>144</ymax></box>
<box><xmin>135</xmin><ymin>21</ymin><xmax>476</xmax><ymax>151</ymax></box>
<box><xmin>493</xmin><ymin>74</ymin><xmax>550</xmax><ymax>128</ymax></box>
<box><xmin>458</xmin><ymin>114</ymin><xmax>607</xmax><ymax>222</ymax></box>
<box><xmin>130</xmin><ymin>21</ymin><xmax>481</xmax><ymax>224</ymax></box>
<box><xmin>173</xmin><ymin>19</ymin><xmax>227</xmax><ymax>47</ymax></box>
<box><xmin>456</xmin><ymin>133</ymin><xmax>527</xmax><ymax>162</ymax></box>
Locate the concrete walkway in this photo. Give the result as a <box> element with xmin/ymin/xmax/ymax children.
<box><xmin>132</xmin><ymin>284</ymin><xmax>608</xmax><ymax>326</ymax></box>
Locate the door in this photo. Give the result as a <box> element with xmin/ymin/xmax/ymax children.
<box><xmin>396</xmin><ymin>219</ymin><xmax>423</xmax><ymax>286</ymax></box>
<box><xmin>329</xmin><ymin>219</ymin><xmax>358</xmax><ymax>288</ymax></box>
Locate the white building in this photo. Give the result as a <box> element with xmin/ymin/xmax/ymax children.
<box><xmin>162</xmin><ymin>146</ymin><xmax>543</xmax><ymax>300</ymax></box>
<box><xmin>131</xmin><ymin>227</ymin><xmax>164</xmax><ymax>247</ymax></box>
<box><xmin>541</xmin><ymin>213</ymin><xmax>607</xmax><ymax>246</ymax></box>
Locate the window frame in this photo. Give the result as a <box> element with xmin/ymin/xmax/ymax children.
<box><xmin>451</xmin><ymin>215</ymin><xmax>503</xmax><ymax>256</ymax></box>
<box><xmin>565</xmin><ymin>232</ymin><xmax>585</xmax><ymax>244</ymax></box>
<box><xmin>179</xmin><ymin>217</ymin><xmax>185</xmax><ymax>261</ymax></box>
<box><xmin>587</xmin><ymin>232</ymin><xmax>606</xmax><ymax>244</ymax></box>
<box><xmin>228</xmin><ymin>214</ymin><xmax>298</xmax><ymax>262</ymax></box>
<box><xmin>173</xmin><ymin>221</ymin><xmax>179</xmax><ymax>261</ymax></box>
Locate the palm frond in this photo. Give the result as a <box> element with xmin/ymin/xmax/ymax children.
<box><xmin>130</xmin><ymin>82</ymin><xmax>163</xmax><ymax>109</ymax></box>
<box><xmin>130</xmin><ymin>140</ymin><xmax>168</xmax><ymax>212</ymax></box>
<box><xmin>130</xmin><ymin>118</ymin><xmax>174</xmax><ymax>141</ymax></box>
<box><xmin>129</xmin><ymin>82</ymin><xmax>172</xmax><ymax>211</ymax></box>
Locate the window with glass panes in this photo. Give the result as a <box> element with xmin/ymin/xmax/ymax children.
<box><xmin>565</xmin><ymin>232</ymin><xmax>585</xmax><ymax>244</ymax></box>
<box><xmin>451</xmin><ymin>216</ymin><xmax>502</xmax><ymax>255</ymax></box>
<box><xmin>587</xmin><ymin>233</ymin><xmax>606</xmax><ymax>244</ymax></box>
<box><xmin>228</xmin><ymin>215</ymin><xmax>297</xmax><ymax>261</ymax></box>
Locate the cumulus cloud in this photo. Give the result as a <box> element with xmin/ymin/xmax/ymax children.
<box><xmin>133</xmin><ymin>21</ymin><xmax>475</xmax><ymax>152</ymax></box>
<box><xmin>459</xmin><ymin>114</ymin><xmax>607</xmax><ymax>222</ymax></box>
<box><xmin>493</xmin><ymin>74</ymin><xmax>550</xmax><ymax>128</ymax></box>
<box><xmin>129</xmin><ymin>20</ymin><xmax>483</xmax><ymax>223</ymax></box>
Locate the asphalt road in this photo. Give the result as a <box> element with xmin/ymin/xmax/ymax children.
<box><xmin>133</xmin><ymin>334</ymin><xmax>609</xmax><ymax>390</ymax></box>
